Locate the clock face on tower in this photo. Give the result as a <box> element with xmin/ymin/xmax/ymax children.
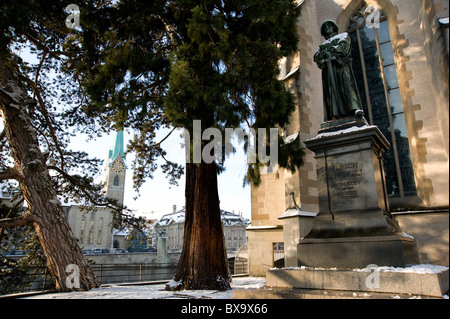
<box><xmin>111</xmin><ymin>159</ymin><xmax>125</xmax><ymax>173</ymax></box>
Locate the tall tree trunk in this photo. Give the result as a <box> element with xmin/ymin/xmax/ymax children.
<box><xmin>0</xmin><ymin>53</ymin><xmax>100</xmax><ymax>292</ymax></box>
<box><xmin>171</xmin><ymin>161</ymin><xmax>231</xmax><ymax>291</ymax></box>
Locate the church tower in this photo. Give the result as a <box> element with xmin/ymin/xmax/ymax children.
<box><xmin>104</xmin><ymin>130</ymin><xmax>126</xmax><ymax>206</ymax></box>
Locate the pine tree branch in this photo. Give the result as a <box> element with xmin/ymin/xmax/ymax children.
<box><xmin>149</xmin><ymin>127</ymin><xmax>176</xmax><ymax>148</ymax></box>
<box><xmin>0</xmin><ymin>196</ymin><xmax>25</xmax><ymax>242</ymax></box>
<box><xmin>18</xmin><ymin>74</ymin><xmax>65</xmax><ymax>171</ymax></box>
<box><xmin>0</xmin><ymin>128</ymin><xmax>6</xmax><ymax>150</ymax></box>
<box><xmin>35</xmin><ymin>51</ymin><xmax>47</xmax><ymax>85</ymax></box>
<box><xmin>0</xmin><ymin>168</ymin><xmax>21</xmax><ymax>181</ymax></box>
<box><xmin>0</xmin><ymin>211</ymin><xmax>32</xmax><ymax>229</ymax></box>
<box><xmin>46</xmin><ymin>165</ymin><xmax>127</xmax><ymax>216</ymax></box>
<box><xmin>23</xmin><ymin>31</ymin><xmax>75</xmax><ymax>58</ymax></box>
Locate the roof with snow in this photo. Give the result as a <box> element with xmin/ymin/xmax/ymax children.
<box><xmin>0</xmin><ymin>182</ymin><xmax>20</xmax><ymax>200</ymax></box>
<box><xmin>154</xmin><ymin>209</ymin><xmax>250</xmax><ymax>228</ymax></box>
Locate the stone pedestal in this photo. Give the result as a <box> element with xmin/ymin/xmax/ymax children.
<box><xmin>297</xmin><ymin>119</ymin><xmax>419</xmax><ymax>268</ymax></box>
<box><xmin>265</xmin><ymin>266</ymin><xmax>449</xmax><ymax>298</ymax></box>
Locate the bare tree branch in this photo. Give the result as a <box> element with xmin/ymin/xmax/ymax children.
<box><xmin>23</xmin><ymin>31</ymin><xmax>75</xmax><ymax>58</ymax></box>
<box><xmin>35</xmin><ymin>51</ymin><xmax>47</xmax><ymax>85</ymax></box>
<box><xmin>149</xmin><ymin>127</ymin><xmax>176</xmax><ymax>148</ymax></box>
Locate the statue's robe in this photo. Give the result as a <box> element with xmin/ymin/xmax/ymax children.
<box><xmin>314</xmin><ymin>32</ymin><xmax>362</xmax><ymax>122</ymax></box>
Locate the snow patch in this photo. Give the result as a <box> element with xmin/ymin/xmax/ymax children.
<box><xmin>20</xmin><ymin>277</ymin><xmax>266</xmax><ymax>299</ymax></box>
<box><xmin>166</xmin><ymin>279</ymin><xmax>182</xmax><ymax>289</ymax></box>
<box><xmin>313</xmin><ymin>125</ymin><xmax>377</xmax><ymax>140</ymax></box>
<box><xmin>271</xmin><ymin>266</ymin><xmax>338</xmax><ymax>271</ymax></box>
<box><xmin>353</xmin><ymin>264</ymin><xmax>449</xmax><ymax>274</ymax></box>
<box><xmin>272</xmin><ymin>264</ymin><xmax>449</xmax><ymax>274</ymax></box>
<box><xmin>165</xmin><ymin>278</ymin><xmax>183</xmax><ymax>291</ymax></box>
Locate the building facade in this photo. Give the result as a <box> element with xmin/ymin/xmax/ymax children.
<box><xmin>248</xmin><ymin>0</ymin><xmax>449</xmax><ymax>276</ymax></box>
<box><xmin>154</xmin><ymin>208</ymin><xmax>250</xmax><ymax>254</ymax></box>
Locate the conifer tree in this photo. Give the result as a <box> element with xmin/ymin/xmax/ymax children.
<box><xmin>163</xmin><ymin>0</ymin><xmax>302</xmax><ymax>291</ymax></box>
<box><xmin>0</xmin><ymin>0</ymin><xmax>138</xmax><ymax>292</ymax></box>
<box><xmin>65</xmin><ymin>0</ymin><xmax>304</xmax><ymax>291</ymax></box>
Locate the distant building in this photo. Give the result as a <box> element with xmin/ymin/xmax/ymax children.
<box><xmin>0</xmin><ymin>183</ymin><xmax>25</xmax><ymax>255</ymax></box>
<box><xmin>0</xmin><ymin>183</ymin><xmax>22</xmax><ymax>209</ymax></box>
<box><xmin>112</xmin><ymin>218</ymin><xmax>158</xmax><ymax>252</ymax></box>
<box><xmin>64</xmin><ymin>130</ymin><xmax>126</xmax><ymax>250</ymax></box>
<box><xmin>154</xmin><ymin>207</ymin><xmax>250</xmax><ymax>254</ymax></box>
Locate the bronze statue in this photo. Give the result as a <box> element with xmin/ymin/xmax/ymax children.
<box><xmin>314</xmin><ymin>20</ymin><xmax>363</xmax><ymax>122</ymax></box>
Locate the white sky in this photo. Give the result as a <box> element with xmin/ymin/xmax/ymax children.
<box><xmin>1</xmin><ymin>47</ymin><xmax>251</xmax><ymax>222</ymax></box>
<box><xmin>0</xmin><ymin>119</ymin><xmax>251</xmax><ymax>221</ymax></box>
<box><xmin>72</xmin><ymin>127</ymin><xmax>252</xmax><ymax>221</ymax></box>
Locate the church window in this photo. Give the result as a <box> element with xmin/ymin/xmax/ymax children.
<box><xmin>97</xmin><ymin>218</ymin><xmax>103</xmax><ymax>245</ymax></box>
<box><xmin>80</xmin><ymin>216</ymin><xmax>86</xmax><ymax>243</ymax></box>
<box><xmin>347</xmin><ymin>3</ymin><xmax>417</xmax><ymax>199</ymax></box>
<box><xmin>113</xmin><ymin>175</ymin><xmax>119</xmax><ymax>186</ymax></box>
<box><xmin>88</xmin><ymin>219</ymin><xmax>95</xmax><ymax>244</ymax></box>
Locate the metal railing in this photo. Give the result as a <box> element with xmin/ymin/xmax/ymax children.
<box><xmin>0</xmin><ymin>262</ymin><xmax>178</xmax><ymax>296</ymax></box>
<box><xmin>273</xmin><ymin>242</ymin><xmax>285</xmax><ymax>268</ymax></box>
<box><xmin>91</xmin><ymin>263</ymin><xmax>177</xmax><ymax>285</ymax></box>
<box><xmin>1</xmin><ymin>258</ymin><xmax>249</xmax><ymax>296</ymax></box>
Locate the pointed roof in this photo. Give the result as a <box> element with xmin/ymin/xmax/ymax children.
<box><xmin>109</xmin><ymin>130</ymin><xmax>125</xmax><ymax>161</ymax></box>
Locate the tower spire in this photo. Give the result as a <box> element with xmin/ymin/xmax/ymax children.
<box><xmin>104</xmin><ymin>129</ymin><xmax>126</xmax><ymax>205</ymax></box>
<box><xmin>109</xmin><ymin>130</ymin><xmax>125</xmax><ymax>161</ymax></box>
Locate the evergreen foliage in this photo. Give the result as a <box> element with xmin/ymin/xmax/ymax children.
<box><xmin>1</xmin><ymin>0</ymin><xmax>305</xmax><ymax>292</ymax></box>
<box><xmin>65</xmin><ymin>0</ymin><xmax>304</xmax><ymax>186</ymax></box>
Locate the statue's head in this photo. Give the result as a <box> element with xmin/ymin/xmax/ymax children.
<box><xmin>321</xmin><ymin>20</ymin><xmax>339</xmax><ymax>39</ymax></box>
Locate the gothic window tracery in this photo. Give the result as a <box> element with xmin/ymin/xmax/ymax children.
<box><xmin>347</xmin><ymin>2</ymin><xmax>417</xmax><ymax>198</ymax></box>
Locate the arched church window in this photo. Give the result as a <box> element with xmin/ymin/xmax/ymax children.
<box><xmin>113</xmin><ymin>175</ymin><xmax>119</xmax><ymax>186</ymax></box>
<box><xmin>80</xmin><ymin>216</ymin><xmax>86</xmax><ymax>243</ymax></box>
<box><xmin>347</xmin><ymin>2</ymin><xmax>417</xmax><ymax>199</ymax></box>
<box><xmin>97</xmin><ymin>218</ymin><xmax>103</xmax><ymax>245</ymax></box>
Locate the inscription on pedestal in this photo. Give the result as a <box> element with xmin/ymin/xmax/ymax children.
<box><xmin>329</xmin><ymin>162</ymin><xmax>363</xmax><ymax>200</ymax></box>
<box><xmin>299</xmin><ymin>124</ymin><xmax>419</xmax><ymax>268</ymax></box>
<box><xmin>322</xmin><ymin>158</ymin><xmax>365</xmax><ymax>212</ymax></box>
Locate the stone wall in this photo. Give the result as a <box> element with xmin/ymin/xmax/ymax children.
<box><xmin>84</xmin><ymin>252</ymin><xmax>180</xmax><ymax>265</ymax></box>
<box><xmin>248</xmin><ymin>0</ymin><xmax>449</xmax><ymax>276</ymax></box>
<box><xmin>394</xmin><ymin>211</ymin><xmax>449</xmax><ymax>266</ymax></box>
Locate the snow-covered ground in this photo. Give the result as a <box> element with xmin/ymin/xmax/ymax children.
<box><xmin>17</xmin><ymin>265</ymin><xmax>450</xmax><ymax>299</ymax></box>
<box><xmin>22</xmin><ymin>277</ymin><xmax>266</xmax><ymax>299</ymax></box>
